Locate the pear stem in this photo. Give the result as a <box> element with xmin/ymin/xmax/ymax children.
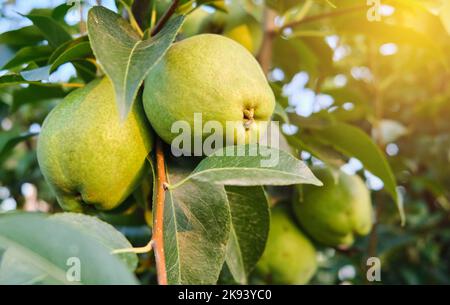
<box><xmin>153</xmin><ymin>138</ymin><xmax>168</xmax><ymax>285</ymax></box>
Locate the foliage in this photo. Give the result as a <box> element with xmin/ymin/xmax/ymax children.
<box><xmin>0</xmin><ymin>0</ymin><xmax>449</xmax><ymax>285</ymax></box>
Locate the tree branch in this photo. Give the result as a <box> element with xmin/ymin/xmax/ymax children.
<box><xmin>145</xmin><ymin>0</ymin><xmax>181</xmax><ymax>285</ymax></box>
<box><xmin>150</xmin><ymin>0</ymin><xmax>179</xmax><ymax>37</ymax></box>
<box><xmin>279</xmin><ymin>4</ymin><xmax>367</xmax><ymax>32</ymax></box>
<box><xmin>257</xmin><ymin>8</ymin><xmax>277</xmax><ymax>75</ymax></box>
<box><xmin>153</xmin><ymin>138</ymin><xmax>168</xmax><ymax>285</ymax></box>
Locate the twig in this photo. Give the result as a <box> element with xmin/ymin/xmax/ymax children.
<box><xmin>257</xmin><ymin>8</ymin><xmax>277</xmax><ymax>75</ymax></box>
<box><xmin>153</xmin><ymin>138</ymin><xmax>168</xmax><ymax>285</ymax></box>
<box><xmin>145</xmin><ymin>0</ymin><xmax>180</xmax><ymax>285</ymax></box>
<box><xmin>278</xmin><ymin>4</ymin><xmax>367</xmax><ymax>32</ymax></box>
<box><xmin>150</xmin><ymin>0</ymin><xmax>180</xmax><ymax>37</ymax></box>
<box><xmin>60</xmin><ymin>82</ymin><xmax>85</xmax><ymax>88</ymax></box>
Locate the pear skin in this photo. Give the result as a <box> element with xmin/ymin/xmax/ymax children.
<box><xmin>37</xmin><ymin>78</ymin><xmax>153</xmax><ymax>212</ymax></box>
<box><xmin>143</xmin><ymin>34</ymin><xmax>275</xmax><ymax>150</ymax></box>
<box><xmin>294</xmin><ymin>167</ymin><xmax>373</xmax><ymax>247</ymax></box>
<box><xmin>256</xmin><ymin>207</ymin><xmax>317</xmax><ymax>284</ymax></box>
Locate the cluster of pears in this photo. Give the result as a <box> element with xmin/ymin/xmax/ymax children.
<box><xmin>255</xmin><ymin>166</ymin><xmax>373</xmax><ymax>284</ymax></box>
<box><xmin>37</xmin><ymin>34</ymin><xmax>275</xmax><ymax>211</ymax></box>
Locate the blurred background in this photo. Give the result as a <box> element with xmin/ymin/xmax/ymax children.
<box><xmin>0</xmin><ymin>0</ymin><xmax>449</xmax><ymax>284</ymax></box>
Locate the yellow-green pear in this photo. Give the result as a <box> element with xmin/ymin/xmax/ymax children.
<box><xmin>37</xmin><ymin>78</ymin><xmax>153</xmax><ymax>212</ymax></box>
<box><xmin>256</xmin><ymin>207</ymin><xmax>317</xmax><ymax>284</ymax></box>
<box><xmin>181</xmin><ymin>7</ymin><xmax>211</xmax><ymax>38</ymax></box>
<box><xmin>222</xmin><ymin>14</ymin><xmax>263</xmax><ymax>55</ymax></box>
<box><xmin>199</xmin><ymin>2</ymin><xmax>264</xmax><ymax>55</ymax></box>
<box><xmin>143</xmin><ymin>34</ymin><xmax>275</xmax><ymax>149</ymax></box>
<box><xmin>293</xmin><ymin>167</ymin><xmax>373</xmax><ymax>247</ymax></box>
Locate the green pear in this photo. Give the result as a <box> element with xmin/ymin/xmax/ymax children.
<box><xmin>198</xmin><ymin>2</ymin><xmax>264</xmax><ymax>55</ymax></box>
<box><xmin>37</xmin><ymin>78</ymin><xmax>153</xmax><ymax>212</ymax></box>
<box><xmin>293</xmin><ymin>167</ymin><xmax>373</xmax><ymax>247</ymax></box>
<box><xmin>181</xmin><ymin>8</ymin><xmax>211</xmax><ymax>38</ymax></box>
<box><xmin>256</xmin><ymin>207</ymin><xmax>317</xmax><ymax>284</ymax></box>
<box><xmin>143</xmin><ymin>34</ymin><xmax>275</xmax><ymax>149</ymax></box>
<box><xmin>222</xmin><ymin>14</ymin><xmax>263</xmax><ymax>55</ymax></box>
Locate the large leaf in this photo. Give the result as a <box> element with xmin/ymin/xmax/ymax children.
<box><xmin>0</xmin><ymin>213</ymin><xmax>138</xmax><ymax>284</ymax></box>
<box><xmin>225</xmin><ymin>186</ymin><xmax>270</xmax><ymax>284</ymax></box>
<box><xmin>169</xmin><ymin>145</ymin><xmax>322</xmax><ymax>189</ymax></box>
<box><xmin>163</xmin><ymin>164</ymin><xmax>231</xmax><ymax>284</ymax></box>
<box><xmin>23</xmin><ymin>14</ymin><xmax>72</xmax><ymax>48</ymax></box>
<box><xmin>311</xmin><ymin>122</ymin><xmax>404</xmax><ymax>224</ymax></box>
<box><xmin>50</xmin><ymin>213</ymin><xmax>138</xmax><ymax>272</ymax></box>
<box><xmin>87</xmin><ymin>6</ymin><xmax>185</xmax><ymax>118</ymax></box>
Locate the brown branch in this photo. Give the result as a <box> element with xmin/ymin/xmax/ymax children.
<box><xmin>146</xmin><ymin>0</ymin><xmax>181</xmax><ymax>285</ymax></box>
<box><xmin>132</xmin><ymin>0</ymin><xmax>151</xmax><ymax>31</ymax></box>
<box><xmin>279</xmin><ymin>4</ymin><xmax>367</xmax><ymax>32</ymax></box>
<box><xmin>150</xmin><ymin>0</ymin><xmax>180</xmax><ymax>37</ymax></box>
<box><xmin>257</xmin><ymin>8</ymin><xmax>277</xmax><ymax>75</ymax></box>
<box><xmin>153</xmin><ymin>138</ymin><xmax>168</xmax><ymax>285</ymax></box>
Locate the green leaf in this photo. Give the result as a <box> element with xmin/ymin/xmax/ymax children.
<box><xmin>311</xmin><ymin>122</ymin><xmax>404</xmax><ymax>224</ymax></box>
<box><xmin>0</xmin><ymin>74</ymin><xmax>31</xmax><ymax>87</ymax></box>
<box><xmin>0</xmin><ymin>132</ymin><xmax>37</xmax><ymax>166</ymax></box>
<box><xmin>164</xmin><ymin>164</ymin><xmax>231</xmax><ymax>284</ymax></box>
<box><xmin>225</xmin><ymin>186</ymin><xmax>270</xmax><ymax>284</ymax></box>
<box><xmin>1</xmin><ymin>45</ymin><xmax>53</xmax><ymax>70</ymax></box>
<box><xmin>51</xmin><ymin>3</ymin><xmax>75</xmax><ymax>22</ymax></box>
<box><xmin>287</xmin><ymin>134</ymin><xmax>345</xmax><ymax>167</ymax></box>
<box><xmin>50</xmin><ymin>44</ymin><xmax>92</xmax><ymax>73</ymax></box>
<box><xmin>23</xmin><ymin>14</ymin><xmax>72</xmax><ymax>48</ymax></box>
<box><xmin>0</xmin><ymin>26</ymin><xmax>44</xmax><ymax>47</ymax></box>
<box><xmin>273</xmin><ymin>36</ymin><xmax>319</xmax><ymax>80</ymax></box>
<box><xmin>87</xmin><ymin>6</ymin><xmax>184</xmax><ymax>119</ymax></box>
<box><xmin>273</xmin><ymin>102</ymin><xmax>290</xmax><ymax>124</ymax></box>
<box><xmin>11</xmin><ymin>85</ymin><xmax>67</xmax><ymax>112</ymax></box>
<box><xmin>169</xmin><ymin>145</ymin><xmax>322</xmax><ymax>189</ymax></box>
<box><xmin>288</xmin><ymin>112</ymin><xmax>335</xmax><ymax>129</ymax></box>
<box><xmin>73</xmin><ymin>60</ymin><xmax>97</xmax><ymax>83</ymax></box>
<box><xmin>0</xmin><ymin>213</ymin><xmax>138</xmax><ymax>285</ymax></box>
<box><xmin>20</xmin><ymin>65</ymin><xmax>51</xmax><ymax>82</ymax></box>
<box><xmin>0</xmin><ymin>45</ymin><xmax>15</xmax><ymax>68</ymax></box>
<box><xmin>50</xmin><ymin>213</ymin><xmax>138</xmax><ymax>272</ymax></box>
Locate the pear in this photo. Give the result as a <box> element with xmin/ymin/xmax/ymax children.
<box><xmin>181</xmin><ymin>7</ymin><xmax>211</xmax><ymax>38</ymax></box>
<box><xmin>293</xmin><ymin>167</ymin><xmax>373</xmax><ymax>247</ymax></box>
<box><xmin>37</xmin><ymin>78</ymin><xmax>153</xmax><ymax>212</ymax></box>
<box><xmin>222</xmin><ymin>14</ymin><xmax>263</xmax><ymax>55</ymax></box>
<box><xmin>143</xmin><ymin>34</ymin><xmax>275</xmax><ymax>150</ymax></box>
<box><xmin>198</xmin><ymin>2</ymin><xmax>264</xmax><ymax>55</ymax></box>
<box><xmin>256</xmin><ymin>207</ymin><xmax>317</xmax><ymax>284</ymax></box>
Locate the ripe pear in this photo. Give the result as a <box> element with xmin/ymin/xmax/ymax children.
<box><xmin>222</xmin><ymin>14</ymin><xmax>263</xmax><ymax>55</ymax></box>
<box><xmin>143</xmin><ymin>34</ymin><xmax>275</xmax><ymax>149</ymax></box>
<box><xmin>198</xmin><ymin>3</ymin><xmax>264</xmax><ymax>55</ymax></box>
<box><xmin>181</xmin><ymin>7</ymin><xmax>211</xmax><ymax>38</ymax></box>
<box><xmin>256</xmin><ymin>207</ymin><xmax>317</xmax><ymax>284</ymax></box>
<box><xmin>293</xmin><ymin>167</ymin><xmax>373</xmax><ymax>247</ymax></box>
<box><xmin>37</xmin><ymin>78</ymin><xmax>153</xmax><ymax>212</ymax></box>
